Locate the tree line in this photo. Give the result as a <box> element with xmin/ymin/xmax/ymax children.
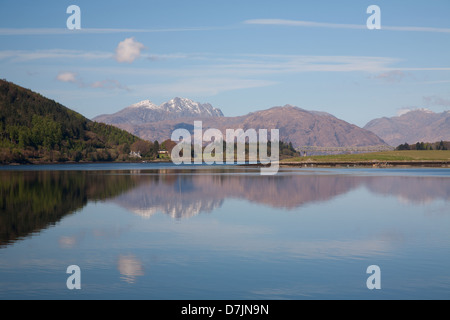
<box><xmin>396</xmin><ymin>141</ymin><xmax>449</xmax><ymax>151</ymax></box>
<box><xmin>170</xmin><ymin>140</ymin><xmax>300</xmax><ymax>161</ymax></box>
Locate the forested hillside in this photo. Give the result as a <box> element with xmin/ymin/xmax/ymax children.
<box><xmin>0</xmin><ymin>79</ymin><xmax>143</xmax><ymax>164</ymax></box>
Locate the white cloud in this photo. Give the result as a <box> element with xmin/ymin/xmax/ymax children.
<box><xmin>114</xmin><ymin>37</ymin><xmax>146</xmax><ymax>63</ymax></box>
<box><xmin>56</xmin><ymin>72</ymin><xmax>78</xmax><ymax>83</ymax></box>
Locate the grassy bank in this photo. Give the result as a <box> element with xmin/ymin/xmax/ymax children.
<box><xmin>282</xmin><ymin>150</ymin><xmax>450</xmax><ymax>163</ymax></box>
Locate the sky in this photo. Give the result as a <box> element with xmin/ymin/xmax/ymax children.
<box><xmin>0</xmin><ymin>0</ymin><xmax>449</xmax><ymax>127</ymax></box>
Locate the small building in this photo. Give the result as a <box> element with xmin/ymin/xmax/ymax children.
<box><xmin>129</xmin><ymin>151</ymin><xmax>142</xmax><ymax>158</ymax></box>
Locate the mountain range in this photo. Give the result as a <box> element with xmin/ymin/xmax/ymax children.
<box><xmin>364</xmin><ymin>109</ymin><xmax>450</xmax><ymax>146</ymax></box>
<box><xmin>2</xmin><ymin>79</ymin><xmax>447</xmax><ymax>164</ymax></box>
<box><xmin>94</xmin><ymin>98</ymin><xmax>387</xmax><ymax>148</ymax></box>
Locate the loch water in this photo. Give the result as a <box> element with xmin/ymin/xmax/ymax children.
<box><xmin>0</xmin><ymin>164</ymin><xmax>449</xmax><ymax>300</ymax></box>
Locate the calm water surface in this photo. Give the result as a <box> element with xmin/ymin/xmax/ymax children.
<box><xmin>0</xmin><ymin>164</ymin><xmax>449</xmax><ymax>300</ymax></box>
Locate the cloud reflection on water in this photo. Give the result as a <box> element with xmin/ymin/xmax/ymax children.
<box><xmin>117</xmin><ymin>255</ymin><xmax>144</xmax><ymax>284</ymax></box>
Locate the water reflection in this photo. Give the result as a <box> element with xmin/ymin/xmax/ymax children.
<box><xmin>113</xmin><ymin>173</ymin><xmax>360</xmax><ymax>218</ymax></box>
<box><xmin>117</xmin><ymin>255</ymin><xmax>144</xmax><ymax>284</ymax></box>
<box><xmin>364</xmin><ymin>176</ymin><xmax>450</xmax><ymax>205</ymax></box>
<box><xmin>1</xmin><ymin>168</ymin><xmax>449</xmax><ymax>247</ymax></box>
<box><xmin>112</xmin><ymin>169</ymin><xmax>450</xmax><ymax>219</ymax></box>
<box><xmin>59</xmin><ymin>236</ymin><xmax>78</xmax><ymax>249</ymax></box>
<box><xmin>0</xmin><ymin>170</ymin><xmax>140</xmax><ymax>247</ymax></box>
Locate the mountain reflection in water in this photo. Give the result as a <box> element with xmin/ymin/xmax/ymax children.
<box><xmin>1</xmin><ymin>168</ymin><xmax>449</xmax><ymax>247</ymax></box>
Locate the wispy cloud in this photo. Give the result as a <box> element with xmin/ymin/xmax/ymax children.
<box><xmin>9</xmin><ymin>49</ymin><xmax>448</xmax><ymax>98</ymax></box>
<box><xmin>0</xmin><ymin>26</ymin><xmax>227</xmax><ymax>36</ymax></box>
<box><xmin>245</xmin><ymin>19</ymin><xmax>365</xmax><ymax>30</ymax></box>
<box><xmin>0</xmin><ymin>49</ymin><xmax>112</xmax><ymax>62</ymax></box>
<box><xmin>2</xmin><ymin>50</ymin><xmax>400</xmax><ymax>74</ymax></box>
<box><xmin>101</xmin><ymin>54</ymin><xmax>403</xmax><ymax>97</ymax></box>
<box><xmin>244</xmin><ymin>19</ymin><xmax>450</xmax><ymax>33</ymax></box>
<box><xmin>145</xmin><ymin>53</ymin><xmax>191</xmax><ymax>61</ymax></box>
<box><xmin>122</xmin><ymin>54</ymin><xmax>400</xmax><ymax>76</ymax></box>
<box><xmin>396</xmin><ymin>67</ymin><xmax>450</xmax><ymax>71</ymax></box>
<box><xmin>0</xmin><ymin>49</ymin><xmax>195</xmax><ymax>63</ymax></box>
<box><xmin>372</xmin><ymin>70</ymin><xmax>411</xmax><ymax>83</ymax></box>
<box><xmin>423</xmin><ymin>95</ymin><xmax>450</xmax><ymax>107</ymax></box>
<box><xmin>131</xmin><ymin>78</ymin><xmax>277</xmax><ymax>96</ymax></box>
<box><xmin>218</xmin><ymin>54</ymin><xmax>398</xmax><ymax>74</ymax></box>
<box><xmin>3</xmin><ymin>20</ymin><xmax>449</xmax><ymax>36</ymax></box>
<box><xmin>0</xmin><ymin>28</ymin><xmax>73</xmax><ymax>36</ymax></box>
<box><xmin>383</xmin><ymin>25</ymin><xmax>450</xmax><ymax>33</ymax></box>
<box><xmin>420</xmin><ymin>80</ymin><xmax>450</xmax><ymax>84</ymax></box>
<box><xmin>56</xmin><ymin>72</ymin><xmax>130</xmax><ymax>91</ymax></box>
<box><xmin>90</xmin><ymin>79</ymin><xmax>131</xmax><ymax>91</ymax></box>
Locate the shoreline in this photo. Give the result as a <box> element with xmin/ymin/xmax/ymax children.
<box><xmin>0</xmin><ymin>159</ymin><xmax>173</xmax><ymax>167</ymax></box>
<box><xmin>2</xmin><ymin>159</ymin><xmax>449</xmax><ymax>169</ymax></box>
<box><xmin>279</xmin><ymin>160</ymin><xmax>450</xmax><ymax>168</ymax></box>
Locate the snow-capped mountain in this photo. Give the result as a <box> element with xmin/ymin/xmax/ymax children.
<box><xmin>161</xmin><ymin>98</ymin><xmax>223</xmax><ymax>117</ymax></box>
<box><xmin>93</xmin><ymin>97</ymin><xmax>224</xmax><ymax>125</ymax></box>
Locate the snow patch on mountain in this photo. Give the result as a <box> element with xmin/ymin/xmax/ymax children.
<box><xmin>128</xmin><ymin>100</ymin><xmax>159</xmax><ymax>109</ymax></box>
<box><xmin>94</xmin><ymin>97</ymin><xmax>224</xmax><ymax>125</ymax></box>
<box><xmin>128</xmin><ymin>97</ymin><xmax>224</xmax><ymax>117</ymax></box>
<box><xmin>397</xmin><ymin>108</ymin><xmax>435</xmax><ymax>117</ymax></box>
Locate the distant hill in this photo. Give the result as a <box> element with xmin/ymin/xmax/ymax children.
<box><xmin>364</xmin><ymin>109</ymin><xmax>450</xmax><ymax>146</ymax></box>
<box><xmin>0</xmin><ymin>79</ymin><xmax>142</xmax><ymax>164</ymax></box>
<box><xmin>96</xmin><ymin>102</ymin><xmax>387</xmax><ymax>148</ymax></box>
<box><xmin>94</xmin><ymin>97</ymin><xmax>224</xmax><ymax>125</ymax></box>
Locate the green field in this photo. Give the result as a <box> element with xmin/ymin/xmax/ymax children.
<box><xmin>283</xmin><ymin>150</ymin><xmax>450</xmax><ymax>163</ymax></box>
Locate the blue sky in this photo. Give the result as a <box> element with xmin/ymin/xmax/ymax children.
<box><xmin>0</xmin><ymin>0</ymin><xmax>449</xmax><ymax>127</ymax></box>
